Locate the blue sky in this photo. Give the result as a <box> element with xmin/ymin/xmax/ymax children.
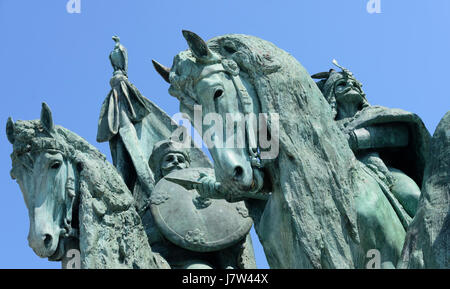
<box><xmin>0</xmin><ymin>0</ymin><xmax>449</xmax><ymax>269</ymax></box>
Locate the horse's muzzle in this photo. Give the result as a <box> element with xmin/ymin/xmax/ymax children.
<box><xmin>28</xmin><ymin>231</ymin><xmax>59</xmax><ymax>258</ymax></box>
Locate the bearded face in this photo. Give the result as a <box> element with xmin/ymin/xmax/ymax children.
<box><xmin>160</xmin><ymin>152</ymin><xmax>190</xmax><ymax>177</ymax></box>
<box><xmin>312</xmin><ymin>61</ymin><xmax>370</xmax><ymax>120</ymax></box>
<box><xmin>333</xmin><ymin>76</ymin><xmax>366</xmax><ymax>108</ymax></box>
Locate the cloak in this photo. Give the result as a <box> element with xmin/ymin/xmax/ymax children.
<box><xmin>341</xmin><ymin>105</ymin><xmax>431</xmax><ymax>187</ymax></box>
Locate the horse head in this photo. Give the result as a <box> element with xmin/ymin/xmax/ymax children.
<box><xmin>153</xmin><ymin>31</ymin><xmax>267</xmax><ymax>194</ymax></box>
<box><xmin>7</xmin><ymin>103</ymin><xmax>78</xmax><ymax>260</ymax></box>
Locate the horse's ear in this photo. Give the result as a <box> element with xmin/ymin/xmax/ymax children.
<box><xmin>40</xmin><ymin>102</ymin><xmax>54</xmax><ymax>132</ymax></box>
<box><xmin>152</xmin><ymin>59</ymin><xmax>171</xmax><ymax>83</ymax></box>
<box><xmin>182</xmin><ymin>30</ymin><xmax>211</xmax><ymax>60</ymax></box>
<box><xmin>6</xmin><ymin>117</ymin><xmax>15</xmax><ymax>144</ymax></box>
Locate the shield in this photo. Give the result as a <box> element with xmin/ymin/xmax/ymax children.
<box><xmin>150</xmin><ymin>167</ymin><xmax>253</xmax><ymax>252</ymax></box>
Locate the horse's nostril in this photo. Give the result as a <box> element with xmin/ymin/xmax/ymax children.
<box><xmin>43</xmin><ymin>234</ymin><xmax>52</xmax><ymax>248</ymax></box>
<box><xmin>233</xmin><ymin>166</ymin><xmax>244</xmax><ymax>180</ymax></box>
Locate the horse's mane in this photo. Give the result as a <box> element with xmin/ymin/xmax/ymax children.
<box><xmin>170</xmin><ymin>34</ymin><xmax>364</xmax><ymax>268</ymax></box>
<box><xmin>11</xmin><ymin>119</ymin><xmax>104</xmax><ymax>163</ymax></box>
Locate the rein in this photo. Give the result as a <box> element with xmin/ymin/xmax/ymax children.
<box><xmin>230</xmin><ymin>72</ymin><xmax>262</xmax><ymax>169</ymax></box>
<box><xmin>63</xmin><ymin>161</ymin><xmax>79</xmax><ymax>239</ymax></box>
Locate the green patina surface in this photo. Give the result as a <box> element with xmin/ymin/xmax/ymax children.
<box><xmin>6</xmin><ymin>32</ymin><xmax>449</xmax><ymax>269</ymax></box>
<box><xmin>152</xmin><ymin>31</ymin><xmax>446</xmax><ymax>268</ymax></box>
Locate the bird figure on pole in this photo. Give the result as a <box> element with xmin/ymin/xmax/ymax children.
<box><xmin>110</xmin><ymin>35</ymin><xmax>128</xmax><ymax>77</ymax></box>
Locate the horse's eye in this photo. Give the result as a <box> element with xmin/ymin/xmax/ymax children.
<box><xmin>214</xmin><ymin>89</ymin><xmax>224</xmax><ymax>100</ymax></box>
<box><xmin>50</xmin><ymin>161</ymin><xmax>61</xmax><ymax>169</ymax></box>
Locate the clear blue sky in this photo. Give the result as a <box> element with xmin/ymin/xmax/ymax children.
<box><xmin>0</xmin><ymin>0</ymin><xmax>449</xmax><ymax>269</ymax></box>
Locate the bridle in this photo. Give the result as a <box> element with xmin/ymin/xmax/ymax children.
<box><xmin>193</xmin><ymin>61</ymin><xmax>263</xmax><ymax>169</ymax></box>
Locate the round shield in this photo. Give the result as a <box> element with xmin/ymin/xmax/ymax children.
<box><xmin>150</xmin><ymin>167</ymin><xmax>253</xmax><ymax>252</ymax></box>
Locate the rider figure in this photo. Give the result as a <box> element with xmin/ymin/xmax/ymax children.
<box><xmin>312</xmin><ymin>60</ymin><xmax>422</xmax><ymax>219</ymax></box>
<box><xmin>145</xmin><ymin>140</ymin><xmax>215</xmax><ymax>268</ymax></box>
